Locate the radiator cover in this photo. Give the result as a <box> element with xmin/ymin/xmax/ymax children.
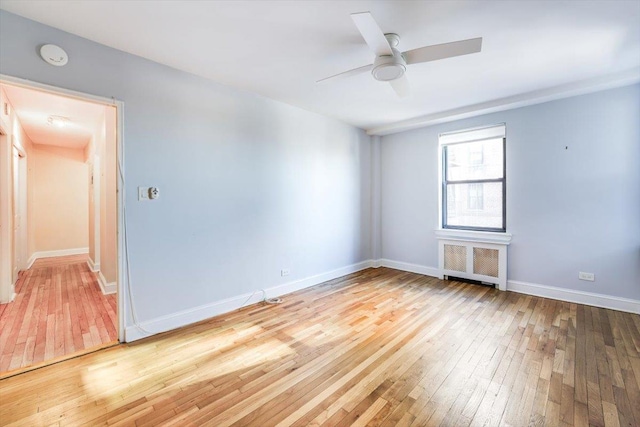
<box><xmin>436</xmin><ymin>230</ymin><xmax>511</xmax><ymax>290</ymax></box>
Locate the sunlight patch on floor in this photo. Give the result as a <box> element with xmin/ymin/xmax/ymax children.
<box><xmin>80</xmin><ymin>333</ymin><xmax>295</xmax><ymax>405</ymax></box>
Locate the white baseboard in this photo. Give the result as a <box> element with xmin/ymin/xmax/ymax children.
<box><xmin>0</xmin><ymin>291</ymin><xmax>16</xmax><ymax>304</ymax></box>
<box><xmin>26</xmin><ymin>253</ymin><xmax>37</xmax><ymax>269</ymax></box>
<box><xmin>372</xmin><ymin>260</ymin><xmax>639</xmax><ymax>314</ymax></box>
<box><xmin>87</xmin><ymin>258</ymin><xmax>100</xmax><ymax>272</ymax></box>
<box><xmin>97</xmin><ymin>271</ymin><xmax>116</xmax><ymax>295</ymax></box>
<box><xmin>27</xmin><ymin>247</ymin><xmax>89</xmax><ymax>269</ymax></box>
<box><xmin>507</xmin><ymin>280</ymin><xmax>640</xmax><ymax>314</ymax></box>
<box><xmin>265</xmin><ymin>260</ymin><xmax>374</xmax><ymax>300</ymax></box>
<box><xmin>375</xmin><ymin>259</ymin><xmax>439</xmax><ymax>278</ymax></box>
<box><xmin>122</xmin><ymin>258</ymin><xmax>639</xmax><ymax>343</ymax></box>
<box><xmin>125</xmin><ymin>259</ymin><xmax>375</xmax><ymax>342</ymax></box>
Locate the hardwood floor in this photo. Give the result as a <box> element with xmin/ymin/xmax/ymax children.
<box><xmin>1</xmin><ymin>267</ymin><xmax>639</xmax><ymax>426</ymax></box>
<box><xmin>0</xmin><ymin>255</ymin><xmax>118</xmax><ymax>375</ymax></box>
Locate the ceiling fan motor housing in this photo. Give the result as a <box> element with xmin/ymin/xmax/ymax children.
<box><xmin>372</xmin><ymin>47</ymin><xmax>406</xmax><ymax>82</ymax></box>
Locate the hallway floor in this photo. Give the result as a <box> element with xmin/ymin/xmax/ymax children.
<box><xmin>0</xmin><ymin>255</ymin><xmax>117</xmax><ymax>375</ymax></box>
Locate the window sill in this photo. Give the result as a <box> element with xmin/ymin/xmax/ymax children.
<box><xmin>435</xmin><ymin>229</ymin><xmax>512</xmax><ymax>245</ymax></box>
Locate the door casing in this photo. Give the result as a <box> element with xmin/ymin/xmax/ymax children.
<box><xmin>0</xmin><ymin>74</ymin><xmax>126</xmax><ymax>343</ymax></box>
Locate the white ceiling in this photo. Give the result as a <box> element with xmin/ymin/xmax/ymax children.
<box><xmin>2</xmin><ymin>84</ymin><xmax>106</xmax><ymax>149</ymax></box>
<box><xmin>1</xmin><ymin>1</ymin><xmax>639</xmax><ymax>132</ymax></box>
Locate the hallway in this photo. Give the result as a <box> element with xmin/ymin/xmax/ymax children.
<box><xmin>0</xmin><ymin>255</ymin><xmax>117</xmax><ymax>375</ymax></box>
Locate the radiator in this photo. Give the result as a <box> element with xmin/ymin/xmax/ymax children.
<box><xmin>436</xmin><ymin>230</ymin><xmax>511</xmax><ymax>290</ymax></box>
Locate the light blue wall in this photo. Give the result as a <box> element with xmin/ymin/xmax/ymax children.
<box><xmin>381</xmin><ymin>84</ymin><xmax>640</xmax><ymax>300</ymax></box>
<box><xmin>0</xmin><ymin>11</ymin><xmax>372</xmax><ymax>331</ymax></box>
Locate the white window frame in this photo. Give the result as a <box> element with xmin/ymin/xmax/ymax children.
<box><xmin>438</xmin><ymin>123</ymin><xmax>507</xmax><ymax>233</ymax></box>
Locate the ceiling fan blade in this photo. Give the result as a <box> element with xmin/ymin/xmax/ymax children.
<box><xmin>351</xmin><ymin>12</ymin><xmax>393</xmax><ymax>56</ymax></box>
<box><xmin>403</xmin><ymin>37</ymin><xmax>482</xmax><ymax>65</ymax></box>
<box><xmin>389</xmin><ymin>75</ymin><xmax>410</xmax><ymax>98</ymax></box>
<box><xmin>316</xmin><ymin>64</ymin><xmax>373</xmax><ymax>84</ymax></box>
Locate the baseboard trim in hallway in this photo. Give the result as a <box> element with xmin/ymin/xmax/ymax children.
<box><xmin>26</xmin><ymin>247</ymin><xmax>90</xmax><ymax>269</ymax></box>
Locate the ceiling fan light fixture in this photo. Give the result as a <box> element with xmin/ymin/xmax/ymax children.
<box><xmin>48</xmin><ymin>115</ymin><xmax>69</xmax><ymax>128</ymax></box>
<box><xmin>372</xmin><ymin>62</ymin><xmax>406</xmax><ymax>81</ymax></box>
<box><xmin>372</xmin><ymin>48</ymin><xmax>407</xmax><ymax>82</ymax></box>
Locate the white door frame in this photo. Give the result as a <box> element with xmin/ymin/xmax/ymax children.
<box><xmin>0</xmin><ymin>130</ymin><xmax>13</xmax><ymax>303</ymax></box>
<box><xmin>88</xmin><ymin>154</ymin><xmax>101</xmax><ymax>272</ymax></box>
<box><xmin>0</xmin><ymin>74</ymin><xmax>126</xmax><ymax>343</ymax></box>
<box><xmin>11</xmin><ymin>143</ymin><xmax>27</xmax><ymax>282</ymax></box>
<box><xmin>17</xmin><ymin>147</ymin><xmax>27</xmax><ymax>271</ymax></box>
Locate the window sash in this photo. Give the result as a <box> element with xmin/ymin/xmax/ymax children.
<box><xmin>444</xmin><ymin>138</ymin><xmax>504</xmax><ymax>182</ymax></box>
<box><xmin>442</xmin><ymin>137</ymin><xmax>506</xmax><ymax>232</ymax></box>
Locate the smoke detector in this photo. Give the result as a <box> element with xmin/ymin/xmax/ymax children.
<box><xmin>40</xmin><ymin>44</ymin><xmax>68</xmax><ymax>67</ymax></box>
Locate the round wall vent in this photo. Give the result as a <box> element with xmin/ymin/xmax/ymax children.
<box><xmin>40</xmin><ymin>44</ymin><xmax>68</xmax><ymax>67</ymax></box>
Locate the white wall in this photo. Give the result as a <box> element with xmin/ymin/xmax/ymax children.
<box><xmin>380</xmin><ymin>84</ymin><xmax>640</xmax><ymax>301</ymax></box>
<box><xmin>0</xmin><ymin>11</ymin><xmax>371</xmax><ymax>338</ymax></box>
<box><xmin>31</xmin><ymin>144</ymin><xmax>89</xmax><ymax>253</ymax></box>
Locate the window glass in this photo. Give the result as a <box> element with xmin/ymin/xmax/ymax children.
<box><xmin>446</xmin><ymin>138</ymin><xmax>503</xmax><ymax>181</ymax></box>
<box><xmin>446</xmin><ymin>182</ymin><xmax>503</xmax><ymax>229</ymax></box>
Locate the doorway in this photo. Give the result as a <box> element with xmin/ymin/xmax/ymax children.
<box><xmin>0</xmin><ymin>77</ymin><xmax>123</xmax><ymax>377</ymax></box>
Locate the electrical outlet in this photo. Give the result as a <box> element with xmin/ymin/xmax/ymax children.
<box><xmin>138</xmin><ymin>186</ymin><xmax>149</xmax><ymax>200</ymax></box>
<box><xmin>578</xmin><ymin>272</ymin><xmax>595</xmax><ymax>281</ymax></box>
<box><xmin>149</xmin><ymin>187</ymin><xmax>160</xmax><ymax>199</ymax></box>
<box><xmin>281</xmin><ymin>269</ymin><xmax>290</xmax><ymax>277</ymax></box>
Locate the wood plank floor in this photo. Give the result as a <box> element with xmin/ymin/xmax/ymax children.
<box><xmin>1</xmin><ymin>267</ymin><xmax>639</xmax><ymax>426</ymax></box>
<box><xmin>0</xmin><ymin>255</ymin><xmax>118</xmax><ymax>375</ymax></box>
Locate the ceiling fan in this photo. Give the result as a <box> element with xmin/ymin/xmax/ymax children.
<box><xmin>318</xmin><ymin>12</ymin><xmax>483</xmax><ymax>98</ymax></box>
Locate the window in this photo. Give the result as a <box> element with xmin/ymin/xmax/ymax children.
<box><xmin>468</xmin><ymin>144</ymin><xmax>483</xmax><ymax>166</ymax></box>
<box><xmin>440</xmin><ymin>124</ymin><xmax>506</xmax><ymax>232</ymax></box>
<box><xmin>468</xmin><ymin>183</ymin><xmax>483</xmax><ymax>210</ymax></box>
